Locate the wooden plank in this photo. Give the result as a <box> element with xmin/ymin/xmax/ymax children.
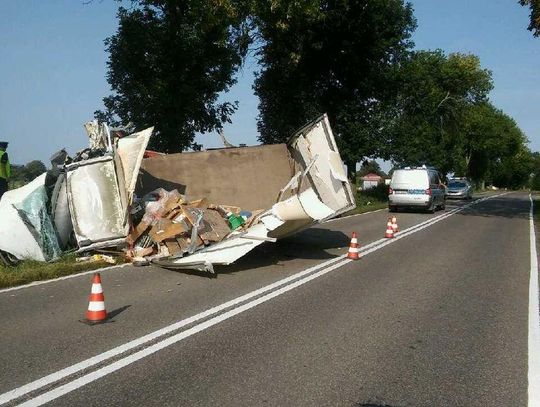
<box><xmin>149</xmin><ymin>219</ymin><xmax>189</xmax><ymax>243</ymax></box>
<box><xmin>187</xmin><ymin>198</ymin><xmax>209</xmax><ymax>209</ymax></box>
<box><xmin>164</xmin><ymin>239</ymin><xmax>182</xmax><ymax>256</ymax></box>
<box><xmin>128</xmin><ymin>220</ymin><xmax>151</xmax><ymax>244</ymax></box>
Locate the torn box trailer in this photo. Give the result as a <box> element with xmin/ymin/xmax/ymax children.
<box><xmin>0</xmin><ymin>114</ymin><xmax>355</xmax><ymax>270</ymax></box>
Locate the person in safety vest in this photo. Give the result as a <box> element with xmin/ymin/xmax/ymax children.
<box><xmin>0</xmin><ymin>142</ymin><xmax>10</xmax><ymax>200</ymax></box>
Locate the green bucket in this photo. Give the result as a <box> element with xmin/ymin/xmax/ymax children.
<box><xmin>228</xmin><ymin>214</ymin><xmax>245</xmax><ymax>230</ymax></box>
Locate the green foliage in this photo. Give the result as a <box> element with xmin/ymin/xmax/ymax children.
<box><xmin>0</xmin><ymin>253</ymin><xmax>115</xmax><ymax>289</ymax></box>
<box><xmin>24</xmin><ymin>160</ymin><xmax>47</xmax><ymax>180</ymax></box>
<box><xmin>453</xmin><ymin>102</ymin><xmax>528</xmax><ymax>185</ymax></box>
<box><xmin>388</xmin><ymin>50</ymin><xmax>493</xmax><ymax>175</ymax></box>
<box><xmin>10</xmin><ymin>160</ymin><xmax>47</xmax><ymax>189</ymax></box>
<box><xmin>94</xmin><ymin>0</ymin><xmax>532</xmax><ymax>190</ymax></box>
<box><xmin>520</xmin><ymin>0</ymin><xmax>540</xmax><ymax>37</ymax></box>
<box><xmin>252</xmin><ymin>0</ymin><xmax>417</xmax><ymax>174</ymax></box>
<box><xmin>491</xmin><ymin>147</ymin><xmax>534</xmax><ymax>189</ymax></box>
<box><xmin>358</xmin><ymin>183</ymin><xmax>388</xmax><ymax>203</ymax></box>
<box><xmin>530</xmin><ymin>153</ymin><xmax>540</xmax><ymax>190</ymax></box>
<box><xmin>357</xmin><ymin>160</ymin><xmax>386</xmax><ymax>178</ymax></box>
<box><xmin>96</xmin><ymin>0</ymin><xmax>251</xmax><ymax>152</ymax></box>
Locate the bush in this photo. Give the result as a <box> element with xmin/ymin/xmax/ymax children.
<box><xmin>357</xmin><ymin>183</ymin><xmax>388</xmax><ymax>206</ymax></box>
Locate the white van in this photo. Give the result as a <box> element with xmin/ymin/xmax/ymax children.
<box><xmin>388</xmin><ymin>167</ymin><xmax>446</xmax><ymax>213</ymax></box>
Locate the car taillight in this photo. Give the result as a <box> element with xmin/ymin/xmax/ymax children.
<box><xmin>425</xmin><ymin>188</ymin><xmax>432</xmax><ymax>196</ymax></box>
<box><xmin>389</xmin><ymin>187</ymin><xmax>393</xmax><ymax>195</ymax></box>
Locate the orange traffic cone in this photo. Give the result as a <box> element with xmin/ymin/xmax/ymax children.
<box><xmin>391</xmin><ymin>216</ymin><xmax>399</xmax><ymax>233</ymax></box>
<box><xmin>385</xmin><ymin>219</ymin><xmax>394</xmax><ymax>238</ymax></box>
<box><xmin>347</xmin><ymin>232</ymin><xmax>360</xmax><ymax>260</ymax></box>
<box><xmin>84</xmin><ymin>273</ymin><xmax>107</xmax><ymax>323</ymax></box>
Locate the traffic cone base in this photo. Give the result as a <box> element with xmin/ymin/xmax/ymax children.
<box><xmin>347</xmin><ymin>232</ymin><xmax>361</xmax><ymax>260</ymax></box>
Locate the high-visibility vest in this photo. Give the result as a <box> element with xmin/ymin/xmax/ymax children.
<box><xmin>0</xmin><ymin>150</ymin><xmax>10</xmax><ymax>180</ymax></box>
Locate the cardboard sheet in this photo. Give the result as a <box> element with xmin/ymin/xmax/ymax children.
<box><xmin>139</xmin><ymin>144</ymin><xmax>294</xmax><ymax>211</ymax></box>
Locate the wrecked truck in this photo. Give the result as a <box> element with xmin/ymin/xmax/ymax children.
<box><xmin>0</xmin><ymin>114</ymin><xmax>355</xmax><ymax>272</ymax></box>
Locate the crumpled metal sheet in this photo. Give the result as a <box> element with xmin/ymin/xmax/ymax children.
<box><xmin>84</xmin><ymin>120</ymin><xmax>110</xmax><ymax>151</ymax></box>
<box><xmin>116</xmin><ymin>127</ymin><xmax>153</xmax><ymax>203</ymax></box>
<box><xmin>161</xmin><ymin>115</ymin><xmax>355</xmax><ymax>269</ymax></box>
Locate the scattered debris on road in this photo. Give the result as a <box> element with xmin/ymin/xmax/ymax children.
<box><xmin>0</xmin><ymin>114</ymin><xmax>355</xmax><ymax>273</ymax></box>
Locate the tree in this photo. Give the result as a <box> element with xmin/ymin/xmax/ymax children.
<box><xmin>96</xmin><ymin>0</ymin><xmax>250</xmax><ymax>152</ymax></box>
<box><xmin>455</xmin><ymin>102</ymin><xmax>527</xmax><ymax>185</ymax></box>
<box><xmin>387</xmin><ymin>51</ymin><xmax>493</xmax><ymax>175</ymax></box>
<box><xmin>519</xmin><ymin>0</ymin><xmax>540</xmax><ymax>37</ymax></box>
<box><xmin>491</xmin><ymin>146</ymin><xmax>534</xmax><ymax>189</ymax></box>
<box><xmin>9</xmin><ymin>160</ymin><xmax>47</xmax><ymax>188</ymax></box>
<box><xmin>24</xmin><ymin>160</ymin><xmax>47</xmax><ymax>181</ymax></box>
<box><xmin>252</xmin><ymin>0</ymin><xmax>417</xmax><ymax>178</ymax></box>
<box><xmin>357</xmin><ymin>160</ymin><xmax>386</xmax><ymax>178</ymax></box>
<box><xmin>530</xmin><ymin>152</ymin><xmax>540</xmax><ymax>190</ymax></box>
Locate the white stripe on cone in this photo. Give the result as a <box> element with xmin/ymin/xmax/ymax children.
<box><xmin>351</xmin><ymin>238</ymin><xmax>358</xmax><ymax>244</ymax></box>
<box><xmin>91</xmin><ymin>284</ymin><xmax>103</xmax><ymax>294</ymax></box>
<box><xmin>348</xmin><ymin>247</ymin><xmax>359</xmax><ymax>253</ymax></box>
<box><xmin>88</xmin><ymin>301</ymin><xmax>106</xmax><ymax>312</ymax></box>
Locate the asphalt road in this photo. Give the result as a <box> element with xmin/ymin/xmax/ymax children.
<box><xmin>0</xmin><ymin>192</ymin><xmax>534</xmax><ymax>406</ymax></box>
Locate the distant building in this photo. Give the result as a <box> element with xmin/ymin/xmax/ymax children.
<box><xmin>360</xmin><ymin>172</ymin><xmax>383</xmax><ymax>189</ymax></box>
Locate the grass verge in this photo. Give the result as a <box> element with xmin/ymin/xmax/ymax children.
<box><xmin>343</xmin><ymin>201</ymin><xmax>387</xmax><ymax>216</ymax></box>
<box><xmin>0</xmin><ymin>253</ymin><xmax>117</xmax><ymax>289</ymax></box>
<box><xmin>341</xmin><ymin>183</ymin><xmax>388</xmax><ymax>216</ymax></box>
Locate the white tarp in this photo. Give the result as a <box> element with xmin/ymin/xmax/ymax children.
<box><xmin>0</xmin><ymin>174</ymin><xmax>49</xmax><ymax>261</ymax></box>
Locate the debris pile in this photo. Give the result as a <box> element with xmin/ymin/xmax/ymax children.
<box><xmin>125</xmin><ymin>188</ymin><xmax>263</xmax><ymax>264</ymax></box>
<box><xmin>0</xmin><ymin>114</ymin><xmax>356</xmax><ymax>272</ymax></box>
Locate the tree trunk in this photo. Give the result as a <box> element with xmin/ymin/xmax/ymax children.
<box><xmin>346</xmin><ymin>160</ymin><xmax>357</xmax><ymax>190</ymax></box>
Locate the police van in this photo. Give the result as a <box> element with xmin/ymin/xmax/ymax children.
<box><xmin>388</xmin><ymin>166</ymin><xmax>446</xmax><ymax>213</ymax></box>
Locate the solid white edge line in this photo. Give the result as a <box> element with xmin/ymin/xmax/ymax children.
<box><xmin>529</xmin><ymin>193</ymin><xmax>540</xmax><ymax>406</ymax></box>
<box><xmin>0</xmin><ymin>264</ymin><xmax>129</xmax><ymax>294</ymax></box>
<box><xmin>1</xmin><ymin>192</ymin><xmax>507</xmax><ymax>406</ymax></box>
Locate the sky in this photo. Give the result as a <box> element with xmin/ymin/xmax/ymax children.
<box><xmin>0</xmin><ymin>0</ymin><xmax>538</xmax><ymax>166</ymax></box>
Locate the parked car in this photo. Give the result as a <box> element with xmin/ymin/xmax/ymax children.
<box><xmin>388</xmin><ymin>166</ymin><xmax>446</xmax><ymax>213</ymax></box>
<box><xmin>446</xmin><ymin>178</ymin><xmax>473</xmax><ymax>200</ymax></box>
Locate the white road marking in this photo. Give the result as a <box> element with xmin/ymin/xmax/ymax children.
<box><xmin>1</xmin><ymin>193</ymin><xmax>506</xmax><ymax>406</ymax></box>
<box><xmin>528</xmin><ymin>193</ymin><xmax>540</xmax><ymax>406</ymax></box>
<box><xmin>0</xmin><ymin>255</ymin><xmax>347</xmax><ymax>406</ymax></box>
<box><xmin>17</xmin><ymin>259</ymin><xmax>353</xmax><ymax>407</ymax></box>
